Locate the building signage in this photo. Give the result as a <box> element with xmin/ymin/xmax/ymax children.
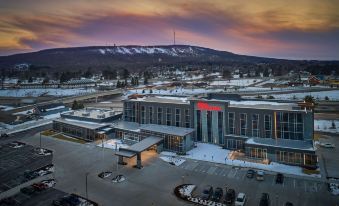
<box><xmin>197</xmin><ymin>102</ymin><xmax>222</xmax><ymax>111</ymax></box>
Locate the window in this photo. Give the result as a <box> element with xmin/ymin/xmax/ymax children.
<box><xmin>252</xmin><ymin>114</ymin><xmax>259</xmax><ymax>137</ymax></box>
<box><xmin>264</xmin><ymin>115</ymin><xmax>272</xmax><ymax>138</ymax></box>
<box><xmin>149</xmin><ymin>106</ymin><xmax>153</xmax><ymax>124</ymax></box>
<box><xmin>157</xmin><ymin>107</ymin><xmax>163</xmax><ymax>125</ymax></box>
<box><xmin>166</xmin><ymin>108</ymin><xmax>172</xmax><ymax>126</ymax></box>
<box><xmin>175</xmin><ymin>108</ymin><xmax>181</xmax><ymax>127</ymax></box>
<box><xmin>240</xmin><ymin>113</ymin><xmax>247</xmax><ymax>136</ymax></box>
<box><xmin>184</xmin><ymin>109</ymin><xmax>190</xmax><ymax>128</ymax></box>
<box><xmin>197</xmin><ymin>110</ymin><xmax>202</xmax><ymax>141</ymax></box>
<box><xmin>207</xmin><ymin>111</ymin><xmax>212</xmax><ymax>143</ymax></box>
<box><xmin>218</xmin><ymin>112</ymin><xmax>224</xmax><ymax>144</ymax></box>
<box><xmin>141</xmin><ymin>106</ymin><xmax>146</xmax><ymax>124</ymax></box>
<box><xmin>277</xmin><ymin>112</ymin><xmax>304</xmax><ymax>140</ymax></box>
<box><xmin>228</xmin><ymin>112</ymin><xmax>235</xmax><ymax>134</ymax></box>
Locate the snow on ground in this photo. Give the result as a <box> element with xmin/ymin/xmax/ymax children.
<box><xmin>97</xmin><ymin>139</ymin><xmax>129</xmax><ymax>150</ymax></box>
<box><xmin>229</xmin><ymin>100</ymin><xmax>291</xmax><ymax>106</ymax></box>
<box><xmin>159</xmin><ymin>156</ymin><xmax>186</xmax><ymax>166</ymax></box>
<box><xmin>314</xmin><ymin>120</ymin><xmax>339</xmax><ymax>133</ymax></box>
<box><xmin>99</xmin><ymin>101</ymin><xmax>113</xmax><ymax>103</ymax></box>
<box><xmin>0</xmin><ymin>105</ymin><xmax>15</xmax><ymax>111</ymax></box>
<box><xmin>0</xmin><ymin>88</ymin><xmax>96</xmax><ymax>97</ymax></box>
<box><xmin>125</xmin><ymin>88</ymin><xmax>223</xmax><ymax>97</ymax></box>
<box><xmin>329</xmin><ymin>183</ymin><xmax>339</xmax><ymax>195</ymax></box>
<box><xmin>179</xmin><ymin>185</ymin><xmax>196</xmax><ymax>197</ymax></box>
<box><xmin>272</xmin><ymin>90</ymin><xmax>339</xmax><ymax>101</ymax></box>
<box><xmin>161</xmin><ymin>143</ymin><xmax>320</xmax><ymax>178</ymax></box>
<box><xmin>210</xmin><ymin>79</ymin><xmax>261</xmax><ymax>86</ymax></box>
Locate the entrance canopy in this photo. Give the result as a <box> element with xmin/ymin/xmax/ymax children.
<box><xmin>115</xmin><ymin>136</ymin><xmax>163</xmax><ymax>158</ymax></box>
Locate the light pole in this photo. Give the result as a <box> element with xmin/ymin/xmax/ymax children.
<box><xmin>39</xmin><ymin>132</ymin><xmax>42</xmax><ymax>149</ymax></box>
<box><xmin>85</xmin><ymin>172</ymin><xmax>89</xmax><ymax>199</ymax></box>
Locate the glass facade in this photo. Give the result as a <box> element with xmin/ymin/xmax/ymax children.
<box><xmin>166</xmin><ymin>108</ymin><xmax>172</xmax><ymax>126</ymax></box>
<box><xmin>240</xmin><ymin>113</ymin><xmax>247</xmax><ymax>136</ymax></box>
<box><xmin>141</xmin><ymin>106</ymin><xmax>146</xmax><ymax>124</ymax></box>
<box><xmin>252</xmin><ymin>114</ymin><xmax>259</xmax><ymax>137</ymax></box>
<box><xmin>185</xmin><ymin>109</ymin><xmax>190</xmax><ymax>128</ymax></box>
<box><xmin>228</xmin><ymin>112</ymin><xmax>235</xmax><ymax>134</ymax></box>
<box><xmin>276</xmin><ymin>151</ymin><xmax>302</xmax><ymax>165</ymax></box>
<box><xmin>277</xmin><ymin>112</ymin><xmax>303</xmax><ymax>140</ymax></box>
<box><xmin>149</xmin><ymin>106</ymin><xmax>153</xmax><ymax>124</ymax></box>
<box><xmin>248</xmin><ymin>147</ymin><xmax>267</xmax><ymax>159</ymax></box>
<box><xmin>197</xmin><ymin>110</ymin><xmax>202</xmax><ymax>141</ymax></box>
<box><xmin>218</xmin><ymin>112</ymin><xmax>224</xmax><ymax>144</ymax></box>
<box><xmin>207</xmin><ymin>111</ymin><xmax>212</xmax><ymax>143</ymax></box>
<box><xmin>157</xmin><ymin>107</ymin><xmax>163</xmax><ymax>125</ymax></box>
<box><xmin>175</xmin><ymin>108</ymin><xmax>181</xmax><ymax>127</ymax></box>
<box><xmin>264</xmin><ymin>114</ymin><xmax>272</xmax><ymax>138</ymax></box>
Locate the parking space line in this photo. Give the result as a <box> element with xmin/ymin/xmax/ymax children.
<box><xmin>304</xmin><ymin>181</ymin><xmax>307</xmax><ymax>192</ymax></box>
<box><xmin>293</xmin><ymin>179</ymin><xmax>296</xmax><ymax>188</ymax></box>
<box><xmin>272</xmin><ymin>177</ymin><xmax>275</xmax><ymax>185</ymax></box>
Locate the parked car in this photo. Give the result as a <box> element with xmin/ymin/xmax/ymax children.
<box><xmin>276</xmin><ymin>173</ymin><xmax>284</xmax><ymax>184</ymax></box>
<box><xmin>20</xmin><ymin>186</ymin><xmax>36</xmax><ymax>195</ymax></box>
<box><xmin>32</xmin><ymin>183</ymin><xmax>49</xmax><ymax>191</ymax></box>
<box><xmin>285</xmin><ymin>202</ymin><xmax>294</xmax><ymax>206</ymax></box>
<box><xmin>224</xmin><ymin>188</ymin><xmax>236</xmax><ymax>204</ymax></box>
<box><xmin>24</xmin><ymin>170</ymin><xmax>39</xmax><ymax>180</ymax></box>
<box><xmin>211</xmin><ymin>187</ymin><xmax>223</xmax><ymax>202</ymax></box>
<box><xmin>235</xmin><ymin>193</ymin><xmax>246</xmax><ymax>206</ymax></box>
<box><xmin>98</xmin><ymin>171</ymin><xmax>112</xmax><ymax>179</ymax></box>
<box><xmin>256</xmin><ymin>170</ymin><xmax>265</xmax><ymax>181</ymax></box>
<box><xmin>112</xmin><ymin>174</ymin><xmax>126</xmax><ymax>183</ymax></box>
<box><xmin>0</xmin><ymin>133</ymin><xmax>9</xmax><ymax>138</ymax></box>
<box><xmin>246</xmin><ymin>169</ymin><xmax>255</xmax><ymax>178</ymax></box>
<box><xmin>201</xmin><ymin>185</ymin><xmax>213</xmax><ymax>200</ymax></box>
<box><xmin>319</xmin><ymin>142</ymin><xmax>335</xmax><ymax>148</ymax></box>
<box><xmin>259</xmin><ymin>193</ymin><xmax>270</xmax><ymax>206</ymax></box>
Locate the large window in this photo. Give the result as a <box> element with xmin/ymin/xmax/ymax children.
<box><xmin>141</xmin><ymin>106</ymin><xmax>146</xmax><ymax>124</ymax></box>
<box><xmin>184</xmin><ymin>109</ymin><xmax>190</xmax><ymax>128</ymax></box>
<box><xmin>264</xmin><ymin>115</ymin><xmax>272</xmax><ymax>138</ymax></box>
<box><xmin>175</xmin><ymin>108</ymin><xmax>181</xmax><ymax>127</ymax></box>
<box><xmin>218</xmin><ymin>112</ymin><xmax>224</xmax><ymax>144</ymax></box>
<box><xmin>276</xmin><ymin>151</ymin><xmax>303</xmax><ymax>165</ymax></box>
<box><xmin>248</xmin><ymin>147</ymin><xmax>267</xmax><ymax>159</ymax></box>
<box><xmin>166</xmin><ymin>108</ymin><xmax>172</xmax><ymax>126</ymax></box>
<box><xmin>240</xmin><ymin>113</ymin><xmax>247</xmax><ymax>136</ymax></box>
<box><xmin>207</xmin><ymin>111</ymin><xmax>212</xmax><ymax>143</ymax></box>
<box><xmin>228</xmin><ymin>112</ymin><xmax>235</xmax><ymax>134</ymax></box>
<box><xmin>157</xmin><ymin>107</ymin><xmax>163</xmax><ymax>125</ymax></box>
<box><xmin>149</xmin><ymin>106</ymin><xmax>153</xmax><ymax>124</ymax></box>
<box><xmin>252</xmin><ymin>114</ymin><xmax>259</xmax><ymax>137</ymax></box>
<box><xmin>197</xmin><ymin>110</ymin><xmax>202</xmax><ymax>141</ymax></box>
<box><xmin>277</xmin><ymin>112</ymin><xmax>303</xmax><ymax>140</ymax></box>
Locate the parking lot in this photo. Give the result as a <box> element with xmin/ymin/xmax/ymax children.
<box><xmin>316</xmin><ymin>132</ymin><xmax>339</xmax><ymax>179</ymax></box>
<box><xmin>0</xmin><ymin>141</ymin><xmax>52</xmax><ymax>193</ymax></box>
<box><xmin>6</xmin><ymin>132</ymin><xmax>339</xmax><ymax>206</ymax></box>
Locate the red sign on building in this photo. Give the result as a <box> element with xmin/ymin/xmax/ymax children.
<box><xmin>197</xmin><ymin>102</ymin><xmax>222</xmax><ymax>111</ymax></box>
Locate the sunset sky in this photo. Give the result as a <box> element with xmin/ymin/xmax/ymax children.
<box><xmin>0</xmin><ymin>0</ymin><xmax>338</xmax><ymax>60</ymax></box>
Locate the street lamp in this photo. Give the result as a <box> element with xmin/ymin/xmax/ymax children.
<box><xmin>85</xmin><ymin>172</ymin><xmax>89</xmax><ymax>199</ymax></box>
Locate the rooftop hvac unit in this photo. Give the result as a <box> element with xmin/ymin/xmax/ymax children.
<box><xmin>82</xmin><ymin>112</ymin><xmax>90</xmax><ymax>117</ymax></box>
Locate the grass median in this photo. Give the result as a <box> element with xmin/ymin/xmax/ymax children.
<box><xmin>41</xmin><ymin>130</ymin><xmax>86</xmax><ymax>144</ymax></box>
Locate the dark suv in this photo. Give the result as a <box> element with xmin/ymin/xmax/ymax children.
<box><xmin>259</xmin><ymin>193</ymin><xmax>270</xmax><ymax>206</ymax></box>
<box><xmin>224</xmin><ymin>188</ymin><xmax>235</xmax><ymax>204</ymax></box>
<box><xmin>276</xmin><ymin>173</ymin><xmax>284</xmax><ymax>184</ymax></box>
<box><xmin>201</xmin><ymin>185</ymin><xmax>213</xmax><ymax>200</ymax></box>
<box><xmin>211</xmin><ymin>187</ymin><xmax>223</xmax><ymax>202</ymax></box>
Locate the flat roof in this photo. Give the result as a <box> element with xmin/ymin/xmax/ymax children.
<box><xmin>229</xmin><ymin>100</ymin><xmax>299</xmax><ymax>111</ymax></box>
<box><xmin>115</xmin><ymin>150</ymin><xmax>137</xmax><ymax>158</ymax></box>
<box><xmin>125</xmin><ymin>136</ymin><xmax>163</xmax><ymax>153</ymax></box>
<box><xmin>140</xmin><ymin>124</ymin><xmax>194</xmax><ymax>136</ymax></box>
<box><xmin>128</xmin><ymin>96</ymin><xmax>189</xmax><ymax>105</ymax></box>
<box><xmin>112</xmin><ymin>120</ymin><xmax>141</xmax><ymax>132</ymax></box>
<box><xmin>245</xmin><ymin>138</ymin><xmax>315</xmax><ymax>151</ymax></box>
<box><xmin>54</xmin><ymin>118</ymin><xmax>108</xmax><ymax>130</ymax></box>
<box><xmin>62</xmin><ymin>107</ymin><xmax>120</xmax><ymax>120</ymax></box>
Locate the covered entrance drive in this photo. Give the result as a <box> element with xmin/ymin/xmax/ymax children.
<box><xmin>115</xmin><ymin>136</ymin><xmax>163</xmax><ymax>169</ymax></box>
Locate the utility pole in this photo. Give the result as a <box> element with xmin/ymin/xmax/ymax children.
<box><xmin>39</xmin><ymin>132</ymin><xmax>42</xmax><ymax>149</ymax></box>
<box><xmin>173</xmin><ymin>29</ymin><xmax>176</xmax><ymax>45</ymax></box>
<box><xmin>85</xmin><ymin>172</ymin><xmax>89</xmax><ymax>199</ymax></box>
